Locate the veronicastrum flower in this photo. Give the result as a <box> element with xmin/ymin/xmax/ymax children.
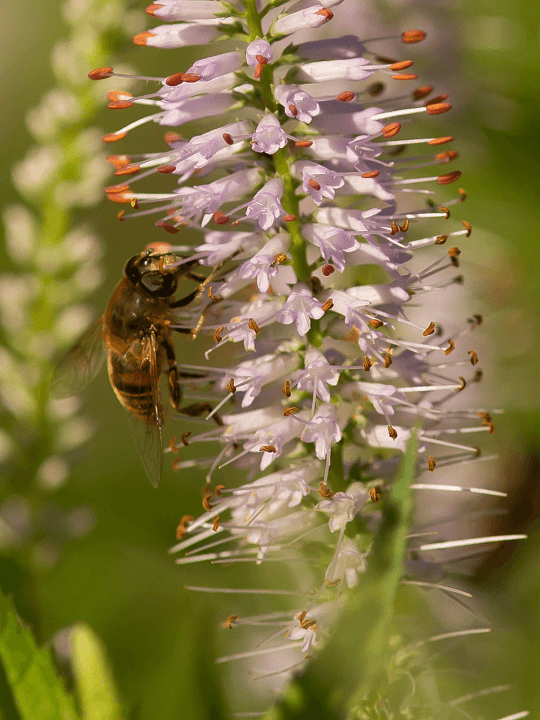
<box><xmin>93</xmin><ymin>0</ymin><xmax>527</xmax><ymax>714</ymax></box>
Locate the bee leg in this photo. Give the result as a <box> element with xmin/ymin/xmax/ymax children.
<box><xmin>161</xmin><ymin>338</ymin><xmax>183</xmax><ymax>411</ymax></box>
<box><xmin>179</xmin><ymin>402</ymin><xmax>224</xmax><ymax>426</ymax></box>
<box><xmin>162</xmin><ymin>338</ymin><xmax>224</xmax><ymax>425</ymax></box>
<box><xmin>170</xmin><ymin>314</ymin><xmax>209</xmax><ymax>339</ymax></box>
<box><xmin>170</xmin><ymin>262</ymin><xmax>224</xmax><ymax>310</ymax></box>
<box><xmin>186</xmin><ymin>271</ymin><xmax>207</xmax><ymax>283</ymax></box>
<box><xmin>170</xmin><ymin>287</ymin><xmax>200</xmax><ymax>309</ymax></box>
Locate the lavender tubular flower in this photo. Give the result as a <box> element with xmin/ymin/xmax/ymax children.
<box><xmin>97</xmin><ymin>1</ymin><xmax>526</xmax><ymax>714</ymax></box>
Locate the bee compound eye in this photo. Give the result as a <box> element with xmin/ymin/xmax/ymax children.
<box><xmin>124</xmin><ymin>254</ymin><xmax>143</xmax><ymax>286</ymax></box>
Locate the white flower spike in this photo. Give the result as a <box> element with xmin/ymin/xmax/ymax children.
<box><xmin>93</xmin><ymin>1</ymin><xmax>525</xmax><ymax>715</ymax></box>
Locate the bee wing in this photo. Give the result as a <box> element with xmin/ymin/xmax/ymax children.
<box><xmin>127</xmin><ymin>412</ymin><xmax>163</xmax><ymax>489</ymax></box>
<box><xmin>51</xmin><ymin>316</ymin><xmax>106</xmax><ymax>398</ymax></box>
<box><xmin>127</xmin><ymin>330</ymin><xmax>164</xmax><ymax>488</ymax></box>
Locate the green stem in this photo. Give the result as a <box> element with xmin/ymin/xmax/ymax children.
<box><xmin>243</xmin><ymin>0</ymin><xmax>311</xmax><ymax>285</ymax></box>
<box><xmin>327</xmin><ymin>440</ymin><xmax>346</xmax><ymax>493</ymax></box>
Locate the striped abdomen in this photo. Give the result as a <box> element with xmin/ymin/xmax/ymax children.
<box><xmin>107</xmin><ymin>354</ymin><xmax>163</xmax><ymax>426</ymax></box>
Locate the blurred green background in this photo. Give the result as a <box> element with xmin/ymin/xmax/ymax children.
<box><xmin>1</xmin><ymin>0</ymin><xmax>540</xmax><ymax>717</ymax></box>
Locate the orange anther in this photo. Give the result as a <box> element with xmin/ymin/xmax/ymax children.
<box><xmin>213</xmin><ymin>211</ymin><xmax>230</xmax><ymax>225</ymax></box>
<box><xmin>392</xmin><ymin>73</ymin><xmax>418</xmax><ymax>80</ymax></box>
<box><xmin>436</xmin><ymin>150</ymin><xmax>458</xmax><ymax>162</ymax></box>
<box><xmin>322</xmin><ymin>298</ymin><xmax>334</xmax><ymax>312</ymax></box>
<box><xmin>413</xmin><ymin>85</ymin><xmax>432</xmax><ymax>100</ymax></box>
<box><xmin>382</xmin><ymin>122</ymin><xmax>401</xmax><ymax>138</ymax></box>
<box><xmin>107</xmin><ymin>91</ymin><xmax>133</xmax><ymax>101</ymax></box>
<box><xmin>107</xmin><ymin>192</ymin><xmax>131</xmax><ymax>204</ymax></box>
<box><xmin>102</xmin><ymin>132</ymin><xmax>127</xmax><ymax>143</ymax></box>
<box><xmin>315</xmin><ymin>8</ymin><xmax>334</xmax><ymax>20</ymax></box>
<box><xmin>438</xmin><ymin>171</ymin><xmax>462</xmax><ymax>185</ymax></box>
<box><xmin>337</xmin><ymin>91</ymin><xmax>355</xmax><ymax>102</ymax></box>
<box><xmin>105</xmin><ymin>184</ymin><xmax>130</xmax><ymax>194</ymax></box>
<box><xmin>146</xmin><ymin>3</ymin><xmax>164</xmax><ymax>15</ymax></box>
<box><xmin>428</xmin><ymin>136</ymin><xmax>454</xmax><ymax>145</ymax></box>
<box><xmin>426</xmin><ymin>102</ymin><xmax>452</xmax><ymax>115</ymax></box>
<box><xmin>155</xmin><ymin>222</ymin><xmax>180</xmax><ymax>235</ymax></box>
<box><xmin>115</xmin><ymin>164</ymin><xmax>140</xmax><ymax>176</ymax></box>
<box><xmin>166</xmin><ymin>72</ymin><xmax>184</xmax><ymax>86</ymax></box>
<box><xmin>88</xmin><ymin>67</ymin><xmax>113</xmax><ymax>80</ymax></box>
<box><xmin>133</xmin><ymin>31</ymin><xmax>156</xmax><ymax>46</ymax></box>
<box><xmin>390</xmin><ymin>60</ymin><xmax>414</xmax><ymax>71</ymax></box>
<box><xmin>402</xmin><ymin>29</ymin><xmax>427</xmax><ymax>43</ymax></box>
<box><xmin>361</xmin><ymin>170</ymin><xmax>380</xmax><ymax>178</ymax></box>
<box><xmin>107</xmin><ymin>154</ymin><xmax>130</xmax><ymax>168</ymax></box>
<box><xmin>108</xmin><ymin>100</ymin><xmax>134</xmax><ymax>110</ymax></box>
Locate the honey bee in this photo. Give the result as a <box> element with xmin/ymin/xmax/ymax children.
<box><xmin>53</xmin><ymin>250</ymin><xmax>220</xmax><ymax>487</ymax></box>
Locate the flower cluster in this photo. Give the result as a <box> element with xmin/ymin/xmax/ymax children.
<box><xmin>95</xmin><ymin>0</ymin><xmax>525</xmax><ymax>711</ymax></box>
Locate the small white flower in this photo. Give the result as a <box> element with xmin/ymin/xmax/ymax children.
<box><xmin>246</xmin><ymin>38</ymin><xmax>273</xmax><ymax>66</ymax></box>
<box><xmin>301</xmin><ymin>403</ymin><xmax>342</xmax><ymax>460</ymax></box>
<box><xmin>141</xmin><ymin>23</ymin><xmax>220</xmax><ymax>48</ymax></box>
<box><xmin>293</xmin><ymin>349</ymin><xmax>340</xmax><ymax>404</ymax></box>
<box><xmin>236</xmin><ymin>236</ymin><xmax>290</xmax><ymax>293</ymax></box>
<box><xmin>272</xmin><ymin>5</ymin><xmax>333</xmax><ymax>37</ymax></box>
<box><xmin>147</xmin><ymin>0</ymin><xmax>225</xmax><ymax>21</ymax></box>
<box><xmin>186</xmin><ymin>51</ymin><xmax>244</xmax><ymax>80</ymax></box>
<box><xmin>244</xmin><ymin>178</ymin><xmax>286</xmax><ymax>230</ymax></box>
<box><xmin>278</xmin><ymin>283</ymin><xmax>325</xmax><ymax>336</ymax></box>
<box><xmin>303</xmin><ymin>224</ymin><xmax>360</xmax><ymax>272</ymax></box>
<box><xmin>316</xmin><ymin>482</ymin><xmax>369</xmax><ymax>532</ymax></box>
<box><xmin>196</xmin><ymin>230</ymin><xmax>255</xmax><ymax>266</ymax></box>
<box><xmin>251</xmin><ymin>114</ymin><xmax>290</xmax><ymax>155</ymax></box>
<box><xmin>293</xmin><ymin>161</ymin><xmax>344</xmax><ymax>205</ymax></box>
<box><xmin>297</xmin><ymin>57</ymin><xmax>374</xmax><ymax>83</ymax></box>
<box><xmin>275</xmin><ymin>85</ymin><xmax>320</xmax><ymax>123</ymax></box>
<box><xmin>326</xmin><ymin>537</ymin><xmax>367</xmax><ymax>588</ymax></box>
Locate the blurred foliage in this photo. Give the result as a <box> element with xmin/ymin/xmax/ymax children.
<box><xmin>0</xmin><ymin>0</ymin><xmax>539</xmax><ymax>718</ymax></box>
<box><xmin>0</xmin><ymin>585</ymin><xmax>78</xmax><ymax>720</ymax></box>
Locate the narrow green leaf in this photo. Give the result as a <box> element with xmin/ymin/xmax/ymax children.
<box><xmin>70</xmin><ymin>624</ymin><xmax>122</xmax><ymax>720</ymax></box>
<box><xmin>271</xmin><ymin>433</ymin><xmax>418</xmax><ymax>719</ymax></box>
<box><xmin>0</xmin><ymin>587</ymin><xmax>79</xmax><ymax>720</ymax></box>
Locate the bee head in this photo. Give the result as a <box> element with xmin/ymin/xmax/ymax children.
<box><xmin>124</xmin><ymin>252</ymin><xmax>179</xmax><ymax>298</ymax></box>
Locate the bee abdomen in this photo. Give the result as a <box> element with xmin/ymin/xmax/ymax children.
<box><xmin>111</xmin><ymin>376</ymin><xmax>157</xmax><ymax>422</ymax></box>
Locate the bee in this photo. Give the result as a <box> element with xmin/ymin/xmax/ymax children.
<box><xmin>53</xmin><ymin>250</ymin><xmax>220</xmax><ymax>487</ymax></box>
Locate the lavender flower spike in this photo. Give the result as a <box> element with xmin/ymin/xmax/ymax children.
<box><xmin>94</xmin><ymin>0</ymin><xmax>526</xmax><ymax>714</ymax></box>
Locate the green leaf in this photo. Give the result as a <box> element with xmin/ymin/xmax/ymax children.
<box><xmin>270</xmin><ymin>433</ymin><xmax>418</xmax><ymax>720</ymax></box>
<box><xmin>0</xmin><ymin>587</ymin><xmax>79</xmax><ymax>720</ymax></box>
<box><xmin>70</xmin><ymin>624</ymin><xmax>122</xmax><ymax>720</ymax></box>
